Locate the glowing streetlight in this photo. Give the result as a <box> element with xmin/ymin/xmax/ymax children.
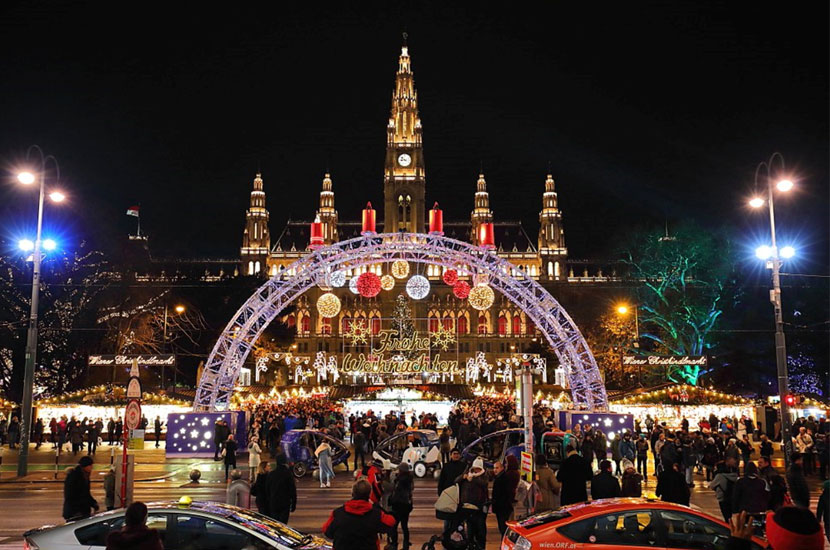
<box><xmin>776</xmin><ymin>179</ymin><xmax>793</xmax><ymax>192</ymax></box>
<box><xmin>175</xmin><ymin>305</ymin><xmax>186</xmax><ymax>314</ymax></box>
<box><xmin>42</xmin><ymin>239</ymin><xmax>57</xmax><ymax>251</ymax></box>
<box><xmin>780</xmin><ymin>246</ymin><xmax>795</xmax><ymax>259</ymax></box>
<box><xmin>616</xmin><ymin>305</ymin><xmax>629</xmax><ymax>315</ymax></box>
<box><xmin>755</xmin><ymin>245</ymin><xmax>773</xmax><ymax>260</ymax></box>
<box><xmin>18</xmin><ymin>239</ymin><xmax>34</xmax><ymax>251</ymax></box>
<box><xmin>49</xmin><ymin>191</ymin><xmax>65</xmax><ymax>202</ymax></box>
<box><xmin>17</xmin><ymin>172</ymin><xmax>35</xmax><ymax>185</ymax></box>
<box><xmin>748</xmin><ymin>197</ymin><xmax>765</xmax><ymax>208</ymax></box>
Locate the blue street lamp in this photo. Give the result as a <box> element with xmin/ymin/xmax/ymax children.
<box><xmin>14</xmin><ymin>145</ymin><xmax>66</xmax><ymax>477</ymax></box>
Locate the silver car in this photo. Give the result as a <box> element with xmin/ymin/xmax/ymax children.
<box><xmin>24</xmin><ymin>501</ymin><xmax>331</xmax><ymax>550</ymax></box>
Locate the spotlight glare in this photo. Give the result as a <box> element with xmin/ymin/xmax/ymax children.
<box><xmin>17</xmin><ymin>172</ymin><xmax>35</xmax><ymax>185</ymax></box>
<box><xmin>755</xmin><ymin>245</ymin><xmax>773</xmax><ymax>260</ymax></box>
<box><xmin>49</xmin><ymin>191</ymin><xmax>65</xmax><ymax>202</ymax></box>
<box><xmin>776</xmin><ymin>179</ymin><xmax>793</xmax><ymax>192</ymax></box>
<box><xmin>748</xmin><ymin>197</ymin><xmax>764</xmax><ymax>208</ymax></box>
<box><xmin>18</xmin><ymin>239</ymin><xmax>34</xmax><ymax>251</ymax></box>
<box><xmin>780</xmin><ymin>246</ymin><xmax>795</xmax><ymax>259</ymax></box>
<box><xmin>42</xmin><ymin>239</ymin><xmax>57</xmax><ymax>251</ymax></box>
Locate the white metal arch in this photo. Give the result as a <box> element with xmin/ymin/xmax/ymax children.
<box><xmin>194</xmin><ymin>233</ymin><xmax>607</xmax><ymax>411</ymax></box>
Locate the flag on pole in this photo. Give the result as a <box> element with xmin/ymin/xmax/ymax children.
<box><xmin>126</xmin><ymin>206</ymin><xmax>140</xmax><ymax>217</ymax></box>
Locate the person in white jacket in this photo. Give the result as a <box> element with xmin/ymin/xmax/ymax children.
<box><xmin>248</xmin><ymin>437</ymin><xmax>262</xmax><ymax>481</ymax></box>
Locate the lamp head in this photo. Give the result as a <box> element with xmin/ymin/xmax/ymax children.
<box><xmin>776</xmin><ymin>179</ymin><xmax>793</xmax><ymax>192</ymax></box>
<box><xmin>175</xmin><ymin>305</ymin><xmax>186</xmax><ymax>314</ymax></box>
<box><xmin>748</xmin><ymin>197</ymin><xmax>764</xmax><ymax>208</ymax></box>
<box><xmin>17</xmin><ymin>172</ymin><xmax>35</xmax><ymax>185</ymax></box>
<box><xmin>49</xmin><ymin>191</ymin><xmax>66</xmax><ymax>203</ymax></box>
<box><xmin>616</xmin><ymin>305</ymin><xmax>629</xmax><ymax>315</ymax></box>
<box><xmin>755</xmin><ymin>245</ymin><xmax>773</xmax><ymax>260</ymax></box>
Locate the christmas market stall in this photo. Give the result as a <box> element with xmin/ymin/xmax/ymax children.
<box><xmin>34</xmin><ymin>386</ymin><xmax>190</xmax><ymax>435</ymax></box>
<box><xmin>609</xmin><ymin>384</ymin><xmax>756</xmax><ymax>430</ymax></box>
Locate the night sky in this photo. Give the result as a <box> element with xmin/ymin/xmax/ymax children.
<box><xmin>1</xmin><ymin>2</ymin><xmax>827</xmax><ymax>270</ymax></box>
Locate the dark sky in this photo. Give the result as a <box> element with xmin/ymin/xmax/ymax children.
<box><xmin>1</xmin><ymin>2</ymin><xmax>827</xmax><ymax>270</ymax></box>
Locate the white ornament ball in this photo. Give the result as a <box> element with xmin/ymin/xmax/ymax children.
<box><xmin>329</xmin><ymin>270</ymin><xmax>346</xmax><ymax>288</ymax></box>
<box><xmin>406</xmin><ymin>275</ymin><xmax>430</xmax><ymax>300</ymax></box>
<box><xmin>349</xmin><ymin>276</ymin><xmax>359</xmax><ymax>294</ymax></box>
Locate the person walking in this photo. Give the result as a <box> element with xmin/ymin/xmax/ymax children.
<box><xmin>316</xmin><ymin>437</ymin><xmax>335</xmax><ymax>488</ymax></box>
<box><xmin>248</xmin><ymin>437</ymin><xmax>262</xmax><ymax>482</ymax></box>
<box><xmin>34</xmin><ymin>417</ymin><xmax>44</xmax><ymax>450</ymax></box>
<box><xmin>105</xmin><ymin>502</ymin><xmax>163</xmax><ymax>550</ymax></box>
<box><xmin>786</xmin><ymin>452</ymin><xmax>810</xmax><ymax>508</ymax></box>
<box><xmin>620</xmin><ymin>459</ymin><xmax>643</xmax><ymax>497</ymax></box>
<box><xmin>619</xmin><ymin>432</ymin><xmax>636</xmax><ymax>475</ymax></box>
<box><xmin>656</xmin><ymin>462</ymin><xmax>690</xmax><ymax>506</ymax></box>
<box><xmin>534</xmin><ymin>453</ymin><xmax>560</xmax><ymax>512</ymax></box>
<box><xmin>323</xmin><ymin>479</ymin><xmax>396</xmax><ymax>550</ymax></box>
<box><xmin>226</xmin><ymin>469</ymin><xmax>251</xmax><ymax>508</ymax></box>
<box><xmin>7</xmin><ymin>416</ymin><xmax>19</xmax><ymax>450</ymax></box>
<box><xmin>708</xmin><ymin>461</ymin><xmax>738</xmax><ymax>521</ymax></box>
<box><xmin>492</xmin><ymin>458</ymin><xmax>520</xmax><ymax>536</ymax></box>
<box><xmin>353</xmin><ymin>428</ymin><xmax>367</xmax><ymax>471</ymax></box>
<box><xmin>593</xmin><ymin>430</ymin><xmax>608</xmax><ymax>467</ymax></box>
<box><xmin>635</xmin><ymin>434</ymin><xmax>650</xmax><ymax>482</ymax></box>
<box><xmin>87</xmin><ymin>421</ymin><xmax>99</xmax><ymax>455</ymax></box>
<box><xmin>63</xmin><ymin>456</ymin><xmax>99</xmax><ymax>521</ymax></box>
<box><xmin>732</xmin><ymin>462</ymin><xmax>769</xmax><ymax>515</ymax></box>
<box><xmin>437</xmin><ymin>448</ymin><xmax>466</xmax><ymax>496</ymax></box>
<box><xmin>388</xmin><ymin>463</ymin><xmax>414</xmax><ymax>550</ymax></box>
<box><xmin>154</xmin><ymin>417</ymin><xmax>163</xmax><ymax>448</ymax></box>
<box><xmin>591</xmin><ymin>459</ymin><xmax>621</xmax><ymax>500</ymax></box>
<box><xmin>223</xmin><ymin>434</ymin><xmax>238</xmax><ymax>481</ymax></box>
<box><xmin>456</xmin><ymin>458</ymin><xmax>489</xmax><ymax>550</ymax></box>
<box><xmin>701</xmin><ymin>437</ymin><xmax>720</xmax><ymax>482</ymax></box>
<box><xmin>439</xmin><ymin>427</ymin><xmax>451</xmax><ymax>464</ymax></box>
<box><xmin>267</xmin><ymin>454</ymin><xmax>297</xmax><ymax>523</ymax></box>
<box><xmin>106</xmin><ymin>418</ymin><xmax>115</xmax><ymax>446</ymax></box>
<box><xmin>557</xmin><ymin>445</ymin><xmax>592</xmax><ymax>505</ymax></box>
<box><xmin>251</xmin><ymin>462</ymin><xmax>270</xmax><ymax>515</ymax></box>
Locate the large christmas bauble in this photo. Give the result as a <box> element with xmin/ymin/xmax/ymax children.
<box><xmin>357</xmin><ymin>272</ymin><xmax>382</xmax><ymax>298</ymax></box>
<box><xmin>468</xmin><ymin>284</ymin><xmax>495</xmax><ymax>310</ymax></box>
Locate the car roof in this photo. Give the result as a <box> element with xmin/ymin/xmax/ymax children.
<box><xmin>559</xmin><ymin>498</ymin><xmax>695</xmax><ymax>517</ymax></box>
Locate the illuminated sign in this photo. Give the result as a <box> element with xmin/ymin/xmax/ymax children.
<box><xmin>340</xmin><ymin>330</ymin><xmax>459</xmax><ymax>374</ymax></box>
<box><xmin>622</xmin><ymin>355</ymin><xmax>707</xmax><ymax>366</ymax></box>
<box><xmin>88</xmin><ymin>354</ymin><xmax>176</xmax><ymax>366</ymax></box>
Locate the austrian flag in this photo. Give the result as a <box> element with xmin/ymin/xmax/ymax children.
<box><xmin>126</xmin><ymin>206</ymin><xmax>140</xmax><ymax>217</ymax></box>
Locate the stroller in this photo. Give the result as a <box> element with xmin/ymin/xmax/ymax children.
<box><xmin>425</xmin><ymin>504</ymin><xmax>484</xmax><ymax>550</ymax></box>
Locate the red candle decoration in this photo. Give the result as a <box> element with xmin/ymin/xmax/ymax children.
<box><xmin>453</xmin><ymin>280</ymin><xmax>471</xmax><ymax>299</ymax></box>
<box><xmin>442</xmin><ymin>269</ymin><xmax>458</xmax><ymax>286</ymax></box>
<box><xmin>356</xmin><ymin>272</ymin><xmax>382</xmax><ymax>298</ymax></box>
<box><xmin>310</xmin><ymin>216</ymin><xmax>324</xmax><ymax>248</ymax></box>
<box><xmin>429</xmin><ymin>202</ymin><xmax>444</xmax><ymax>235</ymax></box>
<box><xmin>478</xmin><ymin>222</ymin><xmax>495</xmax><ymax>249</ymax></box>
<box><xmin>362</xmin><ymin>202</ymin><xmax>376</xmax><ymax>235</ymax></box>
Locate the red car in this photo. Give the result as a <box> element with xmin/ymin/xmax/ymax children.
<box><xmin>502</xmin><ymin>498</ymin><xmax>767</xmax><ymax>550</ymax></box>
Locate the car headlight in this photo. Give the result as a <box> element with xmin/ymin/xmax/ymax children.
<box><xmin>515</xmin><ymin>536</ymin><xmax>532</xmax><ymax>550</ymax></box>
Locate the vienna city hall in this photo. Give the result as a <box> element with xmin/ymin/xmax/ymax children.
<box><xmin>231</xmin><ymin>43</ymin><xmax>622</xmax><ymax>410</ymax></box>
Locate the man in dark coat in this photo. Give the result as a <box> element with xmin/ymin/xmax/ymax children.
<box><xmin>266</xmin><ymin>454</ymin><xmax>297</xmax><ymax>523</ymax></box>
<box><xmin>556</xmin><ymin>446</ymin><xmax>592</xmax><ymax>505</ymax></box>
<box><xmin>656</xmin><ymin>462</ymin><xmax>690</xmax><ymax>505</ymax></box>
<box><xmin>437</xmin><ymin>448</ymin><xmax>466</xmax><ymax>495</ymax></box>
<box><xmin>63</xmin><ymin>456</ymin><xmax>99</xmax><ymax>520</ymax></box>
<box><xmin>591</xmin><ymin>460</ymin><xmax>621</xmax><ymax>500</ymax></box>
<box><xmin>323</xmin><ymin>479</ymin><xmax>395</xmax><ymax>550</ymax></box>
<box><xmin>786</xmin><ymin>452</ymin><xmax>810</xmax><ymax>508</ymax></box>
<box><xmin>214</xmin><ymin>419</ymin><xmax>229</xmax><ymax>461</ymax></box>
<box><xmin>154</xmin><ymin>417</ymin><xmax>163</xmax><ymax>448</ymax></box>
<box><xmin>732</xmin><ymin>462</ymin><xmax>769</xmax><ymax>514</ymax></box>
<box><xmin>492</xmin><ymin>457</ymin><xmax>520</xmax><ymax>536</ymax></box>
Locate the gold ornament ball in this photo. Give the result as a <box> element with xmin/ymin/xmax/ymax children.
<box><xmin>391</xmin><ymin>260</ymin><xmax>410</xmax><ymax>279</ymax></box>
<box><xmin>381</xmin><ymin>274</ymin><xmax>395</xmax><ymax>291</ymax></box>
<box><xmin>316</xmin><ymin>292</ymin><xmax>342</xmax><ymax>318</ymax></box>
<box><xmin>468</xmin><ymin>284</ymin><xmax>495</xmax><ymax>311</ymax></box>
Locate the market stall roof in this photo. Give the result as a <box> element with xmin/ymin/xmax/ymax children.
<box><xmin>35</xmin><ymin>386</ymin><xmax>190</xmax><ymax>407</ymax></box>
<box><xmin>611</xmin><ymin>384</ymin><xmax>754</xmax><ymax>406</ymax></box>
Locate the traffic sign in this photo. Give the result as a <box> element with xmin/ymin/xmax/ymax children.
<box><xmin>125</xmin><ymin>400</ymin><xmax>142</xmax><ymax>430</ymax></box>
<box><xmin>126</xmin><ymin>378</ymin><xmax>142</xmax><ymax>399</ymax></box>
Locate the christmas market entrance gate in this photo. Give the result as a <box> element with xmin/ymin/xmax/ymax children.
<box><xmin>193</xmin><ymin>233</ymin><xmax>607</xmax><ymax>412</ymax></box>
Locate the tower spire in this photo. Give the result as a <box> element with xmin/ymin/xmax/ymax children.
<box><xmin>470</xmin><ymin>172</ymin><xmax>493</xmax><ymax>242</ymax></box>
<box><xmin>241</xmin><ymin>173</ymin><xmax>270</xmax><ymax>276</ymax></box>
<box><xmin>316</xmin><ymin>172</ymin><xmax>338</xmax><ymax>244</ymax></box>
<box><xmin>538</xmin><ymin>172</ymin><xmax>567</xmax><ymax>280</ymax></box>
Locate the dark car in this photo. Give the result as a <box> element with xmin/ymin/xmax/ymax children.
<box><xmin>280</xmin><ymin>429</ymin><xmax>350</xmax><ymax>478</ymax></box>
<box><xmin>461</xmin><ymin>428</ymin><xmax>526</xmax><ymax>469</ymax></box>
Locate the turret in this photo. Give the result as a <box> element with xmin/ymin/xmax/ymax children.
<box><xmin>241</xmin><ymin>172</ymin><xmax>270</xmax><ymax>276</ymax></box>
<box><xmin>316</xmin><ymin>172</ymin><xmax>338</xmax><ymax>244</ymax></box>
<box><xmin>470</xmin><ymin>173</ymin><xmax>494</xmax><ymax>243</ymax></box>
<box><xmin>538</xmin><ymin>173</ymin><xmax>567</xmax><ymax>280</ymax></box>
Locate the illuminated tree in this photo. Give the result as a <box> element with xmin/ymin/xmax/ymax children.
<box><xmin>583</xmin><ymin>313</ymin><xmax>640</xmax><ymax>389</ymax></box>
<box><xmin>620</xmin><ymin>223</ymin><xmax>737</xmax><ymax>385</ymax></box>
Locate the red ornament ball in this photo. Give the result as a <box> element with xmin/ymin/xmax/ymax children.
<box><xmin>356</xmin><ymin>272</ymin><xmax>382</xmax><ymax>298</ymax></box>
<box><xmin>442</xmin><ymin>269</ymin><xmax>459</xmax><ymax>286</ymax></box>
<box><xmin>453</xmin><ymin>280</ymin><xmax>471</xmax><ymax>299</ymax></box>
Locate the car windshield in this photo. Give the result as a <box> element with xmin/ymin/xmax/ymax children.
<box><xmin>223</xmin><ymin>508</ymin><xmax>312</xmax><ymax>547</ymax></box>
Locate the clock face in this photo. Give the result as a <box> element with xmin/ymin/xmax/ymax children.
<box><xmin>397</xmin><ymin>153</ymin><xmax>412</xmax><ymax>167</ymax></box>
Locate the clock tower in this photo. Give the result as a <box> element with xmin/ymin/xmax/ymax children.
<box><xmin>384</xmin><ymin>36</ymin><xmax>426</xmax><ymax>233</ymax></box>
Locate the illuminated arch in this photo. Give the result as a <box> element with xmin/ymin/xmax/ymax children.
<box><xmin>194</xmin><ymin>232</ymin><xmax>607</xmax><ymax>411</ymax></box>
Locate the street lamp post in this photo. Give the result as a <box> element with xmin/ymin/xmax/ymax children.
<box><xmin>749</xmin><ymin>152</ymin><xmax>794</xmax><ymax>464</ymax></box>
<box><xmin>616</xmin><ymin>304</ymin><xmax>641</xmax><ymax>385</ymax></box>
<box><xmin>16</xmin><ymin>146</ymin><xmax>64</xmax><ymax>477</ymax></box>
<box><xmin>161</xmin><ymin>303</ymin><xmax>185</xmax><ymax>391</ymax></box>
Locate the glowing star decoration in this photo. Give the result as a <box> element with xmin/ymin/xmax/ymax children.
<box><xmin>391</xmin><ymin>260</ymin><xmax>410</xmax><ymax>279</ymax></box>
<box><xmin>316</xmin><ymin>292</ymin><xmax>341</xmax><ymax>318</ymax></box>
<box><xmin>442</xmin><ymin>269</ymin><xmax>459</xmax><ymax>286</ymax></box>
<box><xmin>406</xmin><ymin>275</ymin><xmax>430</xmax><ymax>300</ymax></box>
<box><xmin>430</xmin><ymin>323</ymin><xmax>456</xmax><ymax>351</ymax></box>
<box><xmin>329</xmin><ymin>270</ymin><xmax>346</xmax><ymax>288</ymax></box>
<box><xmin>345</xmin><ymin>320</ymin><xmax>370</xmax><ymax>346</ymax></box>
<box><xmin>468</xmin><ymin>284</ymin><xmax>495</xmax><ymax>310</ymax></box>
<box><xmin>453</xmin><ymin>280</ymin><xmax>471</xmax><ymax>299</ymax></box>
<box><xmin>357</xmin><ymin>272</ymin><xmax>382</xmax><ymax>297</ymax></box>
<box><xmin>349</xmin><ymin>276</ymin><xmax>359</xmax><ymax>294</ymax></box>
<box><xmin>380</xmin><ymin>274</ymin><xmax>395</xmax><ymax>291</ymax></box>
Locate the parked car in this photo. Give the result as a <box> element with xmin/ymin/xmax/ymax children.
<box><xmin>539</xmin><ymin>430</ymin><xmax>579</xmax><ymax>470</ymax></box>
<box><xmin>372</xmin><ymin>429</ymin><xmax>441</xmax><ymax>477</ymax></box>
<box><xmin>460</xmin><ymin>428</ymin><xmax>526</xmax><ymax>469</ymax></box>
<box><xmin>23</xmin><ymin>500</ymin><xmax>331</xmax><ymax>550</ymax></box>
<box><xmin>502</xmin><ymin>498</ymin><xmax>767</xmax><ymax>550</ymax></box>
<box><xmin>280</xmin><ymin>429</ymin><xmax>350</xmax><ymax>478</ymax></box>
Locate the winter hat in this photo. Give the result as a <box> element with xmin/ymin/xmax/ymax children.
<box><xmin>78</xmin><ymin>456</ymin><xmax>94</xmax><ymax>467</ymax></box>
<box><xmin>621</xmin><ymin>459</ymin><xmax>634</xmax><ymax>471</ymax></box>
<box><xmin>765</xmin><ymin>507</ymin><xmax>824</xmax><ymax>550</ymax></box>
<box><xmin>471</xmin><ymin>457</ymin><xmax>485</xmax><ymax>472</ymax></box>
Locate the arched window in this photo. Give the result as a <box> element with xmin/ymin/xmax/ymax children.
<box><xmin>371</xmin><ymin>317</ymin><xmax>381</xmax><ymax>335</ymax></box>
<box><xmin>254</xmin><ymin>261</ymin><xmax>261</xmax><ymax>274</ymax></box>
<box><xmin>442</xmin><ymin>317</ymin><xmax>453</xmax><ymax>331</ymax></box>
<box><xmin>301</xmin><ymin>316</ymin><xmax>311</xmax><ymax>334</ymax></box>
<box><xmin>341</xmin><ymin>316</ymin><xmax>352</xmax><ymax>333</ymax></box>
<box><xmin>457</xmin><ymin>316</ymin><xmax>468</xmax><ymax>335</ymax></box>
<box><xmin>547</xmin><ymin>261</ymin><xmax>554</xmax><ymax>277</ymax></box>
<box><xmin>498</xmin><ymin>315</ymin><xmax>507</xmax><ymax>335</ymax></box>
<box><xmin>287</xmin><ymin>315</ymin><xmax>296</xmax><ymax>328</ymax></box>
<box><xmin>554</xmin><ymin>261</ymin><xmax>560</xmax><ymax>278</ymax></box>
<box><xmin>429</xmin><ymin>316</ymin><xmax>439</xmax><ymax>332</ymax></box>
<box><xmin>478</xmin><ymin>315</ymin><xmax>488</xmax><ymax>335</ymax></box>
<box><xmin>321</xmin><ymin>317</ymin><xmax>332</xmax><ymax>335</ymax></box>
<box><xmin>271</xmin><ymin>264</ymin><xmax>277</xmax><ymax>276</ymax></box>
<box><xmin>527</xmin><ymin>319</ymin><xmax>535</xmax><ymax>335</ymax></box>
<box><xmin>248</xmin><ymin>261</ymin><xmax>254</xmax><ymax>275</ymax></box>
<box><xmin>512</xmin><ymin>315</ymin><xmax>521</xmax><ymax>335</ymax></box>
